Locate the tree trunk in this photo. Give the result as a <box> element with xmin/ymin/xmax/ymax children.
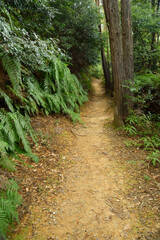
<box><xmin>95</xmin><ymin>0</ymin><xmax>111</xmax><ymax>95</ymax></box>
<box><xmin>106</xmin><ymin>33</ymin><xmax>112</xmax><ymax>93</ymax></box>
<box><xmin>157</xmin><ymin>0</ymin><xmax>160</xmax><ymax>11</ymax></box>
<box><xmin>156</xmin><ymin>0</ymin><xmax>160</xmax><ymax>45</ymax></box>
<box><xmin>103</xmin><ymin>0</ymin><xmax>113</xmax><ymax>94</ymax></box>
<box><xmin>103</xmin><ymin>0</ymin><xmax>125</xmax><ymax>127</ymax></box>
<box><xmin>100</xmin><ymin>26</ymin><xmax>112</xmax><ymax>95</ymax></box>
<box><xmin>148</xmin><ymin>0</ymin><xmax>160</xmax><ymax>70</ymax></box>
<box><xmin>121</xmin><ymin>0</ymin><xmax>134</xmax><ymax>117</ymax></box>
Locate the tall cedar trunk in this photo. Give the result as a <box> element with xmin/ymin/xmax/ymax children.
<box><xmin>103</xmin><ymin>0</ymin><xmax>125</xmax><ymax>126</ymax></box>
<box><xmin>148</xmin><ymin>0</ymin><xmax>160</xmax><ymax>69</ymax></box>
<box><xmin>103</xmin><ymin>0</ymin><xmax>113</xmax><ymax>93</ymax></box>
<box><xmin>106</xmin><ymin>34</ymin><xmax>113</xmax><ymax>93</ymax></box>
<box><xmin>157</xmin><ymin>0</ymin><xmax>160</xmax><ymax>11</ymax></box>
<box><xmin>100</xmin><ymin>26</ymin><xmax>112</xmax><ymax>95</ymax></box>
<box><xmin>101</xmin><ymin>45</ymin><xmax>110</xmax><ymax>92</ymax></box>
<box><xmin>148</xmin><ymin>0</ymin><xmax>156</xmax><ymax>69</ymax></box>
<box><xmin>121</xmin><ymin>0</ymin><xmax>134</xmax><ymax>117</ymax></box>
<box><xmin>95</xmin><ymin>0</ymin><xmax>111</xmax><ymax>95</ymax></box>
<box><xmin>157</xmin><ymin>1</ymin><xmax>160</xmax><ymax>44</ymax></box>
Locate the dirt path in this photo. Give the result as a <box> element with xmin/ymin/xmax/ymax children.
<box><xmin>10</xmin><ymin>79</ymin><xmax>159</xmax><ymax>240</ymax></box>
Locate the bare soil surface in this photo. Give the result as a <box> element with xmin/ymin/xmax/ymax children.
<box><xmin>9</xmin><ymin>79</ymin><xmax>160</xmax><ymax>240</ymax></box>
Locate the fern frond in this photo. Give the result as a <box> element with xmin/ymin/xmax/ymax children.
<box><xmin>26</xmin><ymin>77</ymin><xmax>46</xmax><ymax>109</ymax></box>
<box><xmin>1</xmin><ymin>7</ymin><xmax>13</xmax><ymax>30</ymax></box>
<box><xmin>0</xmin><ymin>208</ymin><xmax>8</xmax><ymax>235</ymax></box>
<box><xmin>1</xmin><ymin>55</ymin><xmax>21</xmax><ymax>93</ymax></box>
<box><xmin>0</xmin><ymin>180</ymin><xmax>22</xmax><ymax>238</ymax></box>
<box><xmin>43</xmin><ymin>71</ymin><xmax>55</xmax><ymax>94</ymax></box>
<box><xmin>17</xmin><ymin>112</ymin><xmax>37</xmax><ymax>144</ymax></box>
<box><xmin>8</xmin><ymin>112</ymin><xmax>32</xmax><ymax>152</ymax></box>
<box><xmin>0</xmin><ymin>199</ymin><xmax>17</xmax><ymax>223</ymax></box>
<box><xmin>6</xmin><ymin>180</ymin><xmax>22</xmax><ymax>207</ymax></box>
<box><xmin>0</xmin><ymin>109</ymin><xmax>39</xmax><ymax>163</ymax></box>
<box><xmin>0</xmin><ymin>137</ymin><xmax>9</xmax><ymax>154</ymax></box>
<box><xmin>0</xmin><ymin>17</ymin><xmax>11</xmax><ymax>41</ymax></box>
<box><xmin>0</xmin><ymin>156</ymin><xmax>16</xmax><ymax>172</ymax></box>
<box><xmin>52</xmin><ymin>59</ymin><xmax>62</xmax><ymax>93</ymax></box>
<box><xmin>0</xmin><ymin>90</ymin><xmax>14</xmax><ymax>113</ymax></box>
<box><xmin>0</xmin><ymin>110</ymin><xmax>18</xmax><ymax>151</ymax></box>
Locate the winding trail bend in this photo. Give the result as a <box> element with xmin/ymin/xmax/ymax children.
<box><xmin>12</xmin><ymin>79</ymin><xmax>159</xmax><ymax>240</ymax></box>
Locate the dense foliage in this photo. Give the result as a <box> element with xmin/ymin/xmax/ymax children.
<box><xmin>132</xmin><ymin>0</ymin><xmax>160</xmax><ymax>71</ymax></box>
<box><xmin>122</xmin><ymin>72</ymin><xmax>160</xmax><ymax>165</ymax></box>
<box><xmin>121</xmin><ymin>0</ymin><xmax>160</xmax><ymax>166</ymax></box>
<box><xmin>50</xmin><ymin>0</ymin><xmax>101</xmax><ymax>72</ymax></box>
<box><xmin>0</xmin><ymin>5</ymin><xmax>88</xmax><ymax>166</ymax></box>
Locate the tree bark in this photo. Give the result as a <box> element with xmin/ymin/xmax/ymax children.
<box><xmin>103</xmin><ymin>0</ymin><xmax>125</xmax><ymax>127</ymax></box>
<box><xmin>105</xmin><ymin>33</ymin><xmax>112</xmax><ymax>93</ymax></box>
<box><xmin>95</xmin><ymin>0</ymin><xmax>111</xmax><ymax>95</ymax></box>
<box><xmin>148</xmin><ymin>0</ymin><xmax>160</xmax><ymax>70</ymax></box>
<box><xmin>102</xmin><ymin>0</ymin><xmax>113</xmax><ymax>94</ymax></box>
<box><xmin>157</xmin><ymin>0</ymin><xmax>160</xmax><ymax>11</ymax></box>
<box><xmin>121</xmin><ymin>0</ymin><xmax>134</xmax><ymax>116</ymax></box>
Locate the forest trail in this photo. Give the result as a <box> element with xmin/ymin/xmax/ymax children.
<box><xmin>11</xmin><ymin>79</ymin><xmax>159</xmax><ymax>240</ymax></box>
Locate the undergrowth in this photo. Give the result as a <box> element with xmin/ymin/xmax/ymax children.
<box><xmin>0</xmin><ymin>6</ymin><xmax>88</xmax><ymax>169</ymax></box>
<box><xmin>0</xmin><ymin>180</ymin><xmax>22</xmax><ymax>239</ymax></box>
<box><xmin>122</xmin><ymin>111</ymin><xmax>160</xmax><ymax>165</ymax></box>
<box><xmin>122</xmin><ymin>72</ymin><xmax>160</xmax><ymax>166</ymax></box>
<box><xmin>0</xmin><ymin>3</ymin><xmax>88</xmax><ymax>238</ymax></box>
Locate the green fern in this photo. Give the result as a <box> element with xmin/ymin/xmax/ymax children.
<box><xmin>1</xmin><ymin>7</ymin><xmax>13</xmax><ymax>30</ymax></box>
<box><xmin>0</xmin><ymin>16</ymin><xmax>11</xmax><ymax>42</ymax></box>
<box><xmin>0</xmin><ymin>209</ymin><xmax>8</xmax><ymax>239</ymax></box>
<box><xmin>43</xmin><ymin>71</ymin><xmax>56</xmax><ymax>94</ymax></box>
<box><xmin>25</xmin><ymin>77</ymin><xmax>47</xmax><ymax>110</ymax></box>
<box><xmin>1</xmin><ymin>55</ymin><xmax>21</xmax><ymax>93</ymax></box>
<box><xmin>8</xmin><ymin>111</ymin><xmax>38</xmax><ymax>162</ymax></box>
<box><xmin>41</xmin><ymin>58</ymin><xmax>88</xmax><ymax>119</ymax></box>
<box><xmin>0</xmin><ymin>156</ymin><xmax>16</xmax><ymax>172</ymax></box>
<box><xmin>0</xmin><ymin>180</ymin><xmax>22</xmax><ymax>239</ymax></box>
<box><xmin>0</xmin><ymin>109</ymin><xmax>39</xmax><ymax>163</ymax></box>
<box><xmin>6</xmin><ymin>180</ymin><xmax>22</xmax><ymax>209</ymax></box>
<box><xmin>0</xmin><ymin>90</ymin><xmax>14</xmax><ymax>113</ymax></box>
<box><xmin>23</xmin><ymin>62</ymin><xmax>87</xmax><ymax>120</ymax></box>
<box><xmin>0</xmin><ymin>110</ymin><xmax>17</xmax><ymax>152</ymax></box>
<box><xmin>53</xmin><ymin>59</ymin><xmax>62</xmax><ymax>94</ymax></box>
